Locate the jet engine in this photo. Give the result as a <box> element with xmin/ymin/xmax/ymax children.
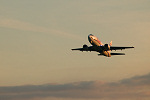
<box><xmin>83</xmin><ymin>44</ymin><xmax>88</xmax><ymax>51</ymax></box>
<box><xmin>104</xmin><ymin>44</ymin><xmax>110</xmax><ymax>50</ymax></box>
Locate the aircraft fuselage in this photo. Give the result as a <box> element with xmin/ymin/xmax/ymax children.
<box><xmin>88</xmin><ymin>34</ymin><xmax>111</xmax><ymax>57</ymax></box>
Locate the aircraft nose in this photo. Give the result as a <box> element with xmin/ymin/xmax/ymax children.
<box><xmin>88</xmin><ymin>34</ymin><xmax>92</xmax><ymax>38</ymax></box>
<box><xmin>88</xmin><ymin>35</ymin><xmax>91</xmax><ymax>41</ymax></box>
<box><xmin>88</xmin><ymin>34</ymin><xmax>93</xmax><ymax>36</ymax></box>
<box><xmin>88</xmin><ymin>34</ymin><xmax>93</xmax><ymax>39</ymax></box>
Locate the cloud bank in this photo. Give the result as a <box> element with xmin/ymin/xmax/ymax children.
<box><xmin>0</xmin><ymin>73</ymin><xmax>150</xmax><ymax>100</ymax></box>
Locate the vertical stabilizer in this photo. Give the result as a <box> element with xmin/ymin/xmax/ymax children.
<box><xmin>109</xmin><ymin>41</ymin><xmax>112</xmax><ymax>46</ymax></box>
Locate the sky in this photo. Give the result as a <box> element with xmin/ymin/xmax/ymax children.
<box><xmin>0</xmin><ymin>0</ymin><xmax>150</xmax><ymax>100</ymax></box>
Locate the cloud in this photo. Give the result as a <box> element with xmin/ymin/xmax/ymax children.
<box><xmin>0</xmin><ymin>17</ymin><xmax>82</xmax><ymax>40</ymax></box>
<box><xmin>120</xmin><ymin>73</ymin><xmax>150</xmax><ymax>86</ymax></box>
<box><xmin>0</xmin><ymin>73</ymin><xmax>150</xmax><ymax>100</ymax></box>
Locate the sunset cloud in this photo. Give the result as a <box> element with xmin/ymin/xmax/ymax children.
<box><xmin>0</xmin><ymin>73</ymin><xmax>150</xmax><ymax>100</ymax></box>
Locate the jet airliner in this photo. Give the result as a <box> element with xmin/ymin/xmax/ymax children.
<box><xmin>72</xmin><ymin>34</ymin><xmax>134</xmax><ymax>57</ymax></box>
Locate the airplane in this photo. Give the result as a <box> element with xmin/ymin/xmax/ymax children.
<box><xmin>71</xmin><ymin>34</ymin><xmax>134</xmax><ymax>57</ymax></box>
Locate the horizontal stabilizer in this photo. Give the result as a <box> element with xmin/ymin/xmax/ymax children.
<box><xmin>110</xmin><ymin>46</ymin><xmax>134</xmax><ymax>50</ymax></box>
<box><xmin>111</xmin><ymin>53</ymin><xmax>125</xmax><ymax>55</ymax></box>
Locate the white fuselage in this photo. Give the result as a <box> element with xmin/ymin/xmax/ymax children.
<box><xmin>88</xmin><ymin>34</ymin><xmax>111</xmax><ymax>57</ymax></box>
<box><xmin>88</xmin><ymin>34</ymin><xmax>103</xmax><ymax>46</ymax></box>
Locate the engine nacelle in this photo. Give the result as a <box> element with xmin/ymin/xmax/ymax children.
<box><xmin>103</xmin><ymin>51</ymin><xmax>111</xmax><ymax>57</ymax></box>
<box><xmin>83</xmin><ymin>44</ymin><xmax>88</xmax><ymax>51</ymax></box>
<box><xmin>104</xmin><ymin>44</ymin><xmax>110</xmax><ymax>50</ymax></box>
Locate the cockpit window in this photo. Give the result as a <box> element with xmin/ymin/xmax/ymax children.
<box><xmin>92</xmin><ymin>36</ymin><xmax>97</xmax><ymax>40</ymax></box>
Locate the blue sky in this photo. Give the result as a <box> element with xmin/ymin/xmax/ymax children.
<box><xmin>0</xmin><ymin>0</ymin><xmax>150</xmax><ymax>99</ymax></box>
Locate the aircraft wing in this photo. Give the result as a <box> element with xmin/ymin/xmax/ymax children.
<box><xmin>110</xmin><ymin>46</ymin><xmax>134</xmax><ymax>51</ymax></box>
<box><xmin>71</xmin><ymin>46</ymin><xmax>96</xmax><ymax>51</ymax></box>
<box><xmin>71</xmin><ymin>48</ymin><xmax>84</xmax><ymax>51</ymax></box>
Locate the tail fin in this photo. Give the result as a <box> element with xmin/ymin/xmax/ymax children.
<box><xmin>109</xmin><ymin>41</ymin><xmax>112</xmax><ymax>46</ymax></box>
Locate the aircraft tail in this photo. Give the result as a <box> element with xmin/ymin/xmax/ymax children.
<box><xmin>109</xmin><ymin>41</ymin><xmax>112</xmax><ymax>46</ymax></box>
